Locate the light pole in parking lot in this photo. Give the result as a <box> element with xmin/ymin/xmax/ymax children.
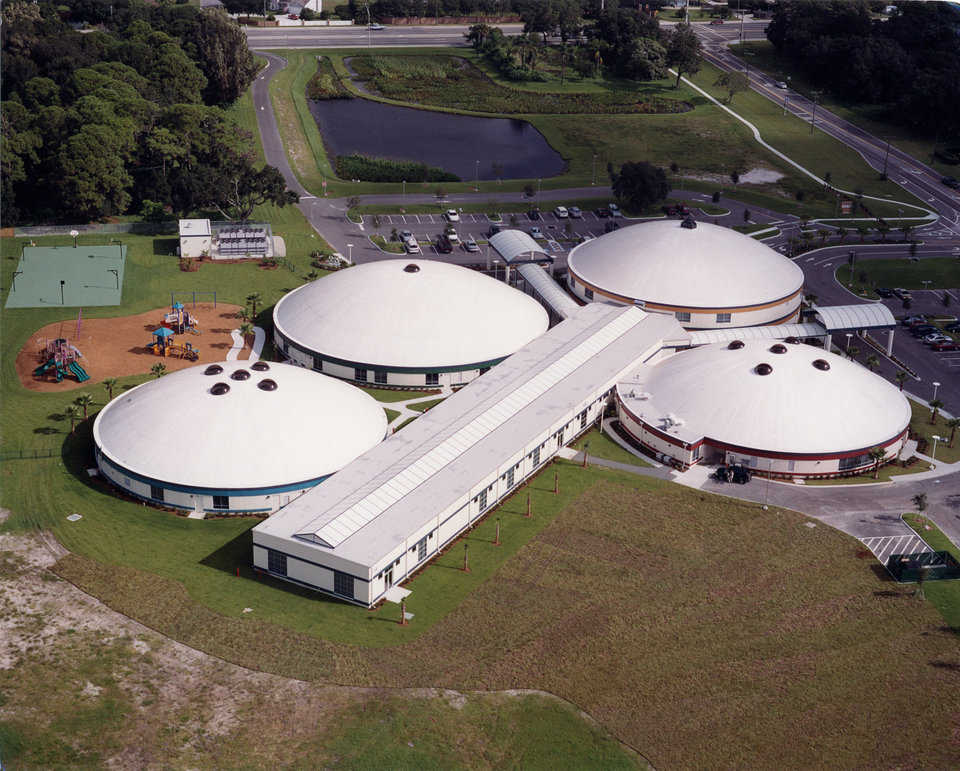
<box><xmin>931</xmin><ymin>435</ymin><xmax>945</xmax><ymax>465</ymax></box>
<box><xmin>845</xmin><ymin>332</ymin><xmax>853</xmax><ymax>355</ymax></box>
<box><xmin>932</xmin><ymin>381</ymin><xmax>941</xmax><ymax>401</ymax></box>
<box><xmin>347</xmin><ymin>243</ymin><xmax>353</xmax><ymax>264</ymax></box>
<box><xmin>402</xmin><ymin>179</ymin><xmax>406</xmax><ymax>200</ymax></box>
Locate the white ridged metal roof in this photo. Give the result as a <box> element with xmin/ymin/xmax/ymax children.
<box><xmin>516</xmin><ymin>263</ymin><xmax>580</xmax><ymax>320</ymax></box>
<box><xmin>304</xmin><ymin>308</ymin><xmax>644</xmax><ymax>548</ymax></box>
<box><xmin>489</xmin><ymin>229</ymin><xmax>551</xmax><ymax>264</ymax></box>
<box><xmin>814</xmin><ymin>303</ymin><xmax>896</xmax><ymax>331</ymax></box>
<box><xmin>687</xmin><ymin>322</ymin><xmax>825</xmax><ymax>345</ymax></box>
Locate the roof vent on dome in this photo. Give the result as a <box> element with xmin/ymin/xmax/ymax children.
<box><xmin>784</xmin><ymin>336</ymin><xmax>800</xmax><ymax>344</ymax></box>
<box><xmin>770</xmin><ymin>343</ymin><xmax>788</xmax><ymax>354</ymax></box>
<box><xmin>204</xmin><ymin>364</ymin><xmax>223</xmax><ymax>376</ymax></box>
<box><xmin>755</xmin><ymin>363</ymin><xmax>773</xmax><ymax>376</ymax></box>
<box><xmin>728</xmin><ymin>340</ymin><xmax>745</xmax><ymax>350</ymax></box>
<box><xmin>403</xmin><ymin>264</ymin><xmax>420</xmax><ymax>273</ymax></box>
<box><xmin>230</xmin><ymin>369</ymin><xmax>251</xmax><ymax>381</ymax></box>
<box><xmin>210</xmin><ymin>382</ymin><xmax>230</xmax><ymax>396</ymax></box>
<box><xmin>680</xmin><ymin>216</ymin><xmax>697</xmax><ymax>230</ymax></box>
<box><xmin>251</xmin><ymin>361</ymin><xmax>270</xmax><ymax>372</ymax></box>
<box><xmin>812</xmin><ymin>359</ymin><xmax>831</xmax><ymax>371</ymax></box>
<box><xmin>257</xmin><ymin>378</ymin><xmax>278</xmax><ymax>391</ymax></box>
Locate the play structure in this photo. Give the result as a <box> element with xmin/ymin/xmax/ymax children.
<box><xmin>33</xmin><ymin>338</ymin><xmax>90</xmax><ymax>383</ymax></box>
<box><xmin>162</xmin><ymin>302</ymin><xmax>201</xmax><ymax>335</ymax></box>
<box><xmin>147</xmin><ymin>327</ymin><xmax>200</xmax><ymax>360</ymax></box>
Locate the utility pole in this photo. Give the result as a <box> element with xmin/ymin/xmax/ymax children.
<box><xmin>881</xmin><ymin>139</ymin><xmax>891</xmax><ymax>180</ymax></box>
<box><xmin>809</xmin><ymin>91</ymin><xmax>821</xmax><ymax>135</ymax></box>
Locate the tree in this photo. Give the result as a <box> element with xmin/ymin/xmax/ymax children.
<box><xmin>202</xmin><ymin>157</ymin><xmax>298</xmax><ymax>222</ymax></box>
<box><xmin>64</xmin><ymin>404</ymin><xmax>81</xmax><ymax>434</ymax></box>
<box><xmin>805</xmin><ymin>293</ymin><xmax>818</xmax><ymax>307</ymax></box>
<box><xmin>865</xmin><ymin>354</ymin><xmax>879</xmax><ymax>372</ymax></box>
<box><xmin>743</xmin><ymin>208</ymin><xmax>751</xmax><ymax>224</ymax></box>
<box><xmin>929</xmin><ymin>398</ymin><xmax>943</xmax><ymax>424</ymax></box>
<box><xmin>714</xmin><ymin>71</ymin><xmax>749</xmax><ymax>103</ymax></box>
<box><xmin>610</xmin><ymin>161</ymin><xmax>669</xmax><ymax>213</ymax></box>
<box><xmin>623</xmin><ymin>37</ymin><xmax>668</xmax><ymax>81</ymax></box>
<box><xmin>75</xmin><ymin>393</ymin><xmax>94</xmax><ymax>419</ymax></box>
<box><xmin>913</xmin><ymin>492</ymin><xmax>927</xmax><ymax>514</ymax></box>
<box><xmin>237</xmin><ymin>307</ymin><xmax>251</xmax><ymax>323</ymax></box>
<box><xmin>465</xmin><ymin>23</ymin><xmax>493</xmax><ymax>50</ymax></box>
<box><xmin>666</xmin><ymin>22</ymin><xmax>702</xmax><ymax>88</ymax></box>
<box><xmin>837</xmin><ymin>226</ymin><xmax>848</xmax><ymax>242</ymax></box>
<box><xmin>945</xmin><ymin>417</ymin><xmax>960</xmax><ymax>447</ymax></box>
<box><xmin>151</xmin><ymin>362</ymin><xmax>167</xmax><ymax>379</ymax></box>
<box><xmin>730</xmin><ymin>170</ymin><xmax>740</xmax><ymax>185</ymax></box>
<box><xmin>895</xmin><ymin>370</ymin><xmax>908</xmax><ymax>391</ymax></box>
<box><xmin>943</xmin><ymin>292</ymin><xmax>952</xmax><ymax>308</ymax></box>
<box><xmin>847</xmin><ymin>345</ymin><xmax>860</xmax><ymax>361</ymax></box>
<box><xmin>239</xmin><ymin>321</ymin><xmax>254</xmax><ymax>342</ymax></box>
<box><xmin>187</xmin><ymin>9</ymin><xmax>259</xmax><ymax>105</ymax></box>
<box><xmin>246</xmin><ymin>291</ymin><xmax>263</xmax><ymax>318</ymax></box>
<box><xmin>909</xmin><ymin>241</ymin><xmax>918</xmax><ymax>259</ymax></box>
<box><xmin>868</xmin><ymin>446</ymin><xmax>886</xmax><ymax>478</ymax></box>
<box><xmin>102</xmin><ymin>377</ymin><xmax>118</xmax><ymax>401</ymax></box>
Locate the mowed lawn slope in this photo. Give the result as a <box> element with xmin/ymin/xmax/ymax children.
<box><xmin>54</xmin><ymin>467</ymin><xmax>960</xmax><ymax>767</ymax></box>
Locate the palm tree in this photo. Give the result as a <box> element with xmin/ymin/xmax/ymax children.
<box><xmin>246</xmin><ymin>292</ymin><xmax>263</xmax><ymax>319</ymax></box>
<box><xmin>237</xmin><ymin>307</ymin><xmax>250</xmax><ymax>323</ymax></box>
<box><xmin>805</xmin><ymin>293</ymin><xmax>818</xmax><ymax>307</ymax></box>
<box><xmin>847</xmin><ymin>345</ymin><xmax>860</xmax><ymax>361</ymax></box>
<box><xmin>151</xmin><ymin>362</ymin><xmax>167</xmax><ymax>379</ymax></box>
<box><xmin>868</xmin><ymin>446</ymin><xmax>886</xmax><ymax>479</ymax></box>
<box><xmin>946</xmin><ymin>417</ymin><xmax>960</xmax><ymax>447</ymax></box>
<box><xmin>64</xmin><ymin>404</ymin><xmax>81</xmax><ymax>434</ymax></box>
<box><xmin>895</xmin><ymin>370</ymin><xmax>908</xmax><ymax>391</ymax></box>
<box><xmin>837</xmin><ymin>226</ymin><xmax>848</xmax><ymax>243</ymax></box>
<box><xmin>929</xmin><ymin>398</ymin><xmax>944</xmax><ymax>424</ymax></box>
<box><xmin>913</xmin><ymin>492</ymin><xmax>927</xmax><ymax>514</ymax></box>
<box><xmin>856</xmin><ymin>224</ymin><xmax>869</xmax><ymax>242</ymax></box>
<box><xmin>75</xmin><ymin>393</ymin><xmax>94</xmax><ymax>419</ymax></box>
<box><xmin>239</xmin><ymin>322</ymin><xmax>254</xmax><ymax>344</ymax></box>
<box><xmin>817</xmin><ymin>229</ymin><xmax>828</xmax><ymax>243</ymax></box>
<box><xmin>102</xmin><ymin>377</ymin><xmax>118</xmax><ymax>401</ymax></box>
<box><xmin>865</xmin><ymin>354</ymin><xmax>879</xmax><ymax>372</ymax></box>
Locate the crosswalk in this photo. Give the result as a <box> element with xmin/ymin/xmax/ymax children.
<box><xmin>861</xmin><ymin>533</ymin><xmax>931</xmax><ymax>563</ymax></box>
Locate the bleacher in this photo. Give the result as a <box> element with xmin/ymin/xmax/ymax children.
<box><xmin>215</xmin><ymin>227</ymin><xmax>270</xmax><ymax>257</ymax></box>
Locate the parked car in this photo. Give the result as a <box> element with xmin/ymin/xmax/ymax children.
<box><xmin>487</xmin><ymin>223</ymin><xmax>503</xmax><ymax>237</ymax></box>
<box><xmin>603</xmin><ymin>221</ymin><xmax>620</xmax><ymax>233</ymax></box>
<box><xmin>901</xmin><ymin>314</ymin><xmax>927</xmax><ymax>326</ymax></box>
<box><xmin>875</xmin><ymin>287</ymin><xmax>894</xmax><ymax>298</ymax></box>
<box><xmin>435</xmin><ymin>234</ymin><xmax>453</xmax><ymax>254</ymax></box>
<box><xmin>608</xmin><ymin>203</ymin><xmax>622</xmax><ymax>217</ymax></box>
<box><xmin>930</xmin><ymin>340</ymin><xmax>960</xmax><ymax>351</ymax></box>
<box><xmin>288</xmin><ymin>13</ymin><xmax>299</xmax><ymax>19</ymax></box>
<box><xmin>404</xmin><ymin>240</ymin><xmax>421</xmax><ymax>254</ymax></box>
<box><xmin>445</xmin><ymin>227</ymin><xmax>460</xmax><ymax>244</ymax></box>
<box><xmin>922</xmin><ymin>332</ymin><xmax>951</xmax><ymax>345</ymax></box>
<box><xmin>568</xmin><ymin>206</ymin><xmax>582</xmax><ymax>219</ymax></box>
<box><xmin>553</xmin><ymin>206</ymin><xmax>569</xmax><ymax>219</ymax></box>
<box><xmin>529</xmin><ymin>226</ymin><xmax>543</xmax><ymax>239</ymax></box>
<box><xmin>945</xmin><ymin>322</ymin><xmax>960</xmax><ymax>333</ymax></box>
<box><xmin>663</xmin><ymin>205</ymin><xmax>679</xmax><ymax>216</ymax></box>
<box><xmin>892</xmin><ymin>288</ymin><xmax>912</xmax><ymax>300</ymax></box>
<box><xmin>678</xmin><ymin>204</ymin><xmax>691</xmax><ymax>215</ymax></box>
<box><xmin>399</xmin><ymin>229</ymin><xmax>418</xmax><ymax>251</ymax></box>
<box><xmin>528</xmin><ymin>209</ymin><xmax>542</xmax><ymax>220</ymax></box>
<box><xmin>595</xmin><ymin>207</ymin><xmax>612</xmax><ymax>218</ymax></box>
<box><xmin>942</xmin><ymin>176</ymin><xmax>960</xmax><ymax>190</ymax></box>
<box><xmin>463</xmin><ymin>237</ymin><xmax>480</xmax><ymax>253</ymax></box>
<box><xmin>909</xmin><ymin>324</ymin><xmax>938</xmax><ymax>337</ymax></box>
<box><xmin>775</xmin><ymin>81</ymin><xmax>788</xmax><ymax>89</ymax></box>
<box><xmin>709</xmin><ymin>19</ymin><xmax>724</xmax><ymax>25</ymax></box>
<box><xmin>445</xmin><ymin>209</ymin><xmax>460</xmax><ymax>222</ymax></box>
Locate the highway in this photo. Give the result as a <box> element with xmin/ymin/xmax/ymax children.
<box><xmin>244</xmin><ymin>23</ymin><xmax>523</xmax><ymax>49</ymax></box>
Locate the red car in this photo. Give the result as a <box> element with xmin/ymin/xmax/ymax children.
<box><xmin>930</xmin><ymin>340</ymin><xmax>959</xmax><ymax>352</ymax></box>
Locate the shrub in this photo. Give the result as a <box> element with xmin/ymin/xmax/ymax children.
<box><xmin>335</xmin><ymin>154</ymin><xmax>460</xmax><ymax>183</ymax></box>
<box><xmin>306</xmin><ymin>57</ymin><xmax>351</xmax><ymax>100</ymax></box>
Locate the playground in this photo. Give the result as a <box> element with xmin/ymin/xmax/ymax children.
<box><xmin>14</xmin><ymin>303</ymin><xmax>246</xmax><ymax>392</ymax></box>
<box><xmin>5</xmin><ymin>243</ymin><xmax>127</xmax><ymax>308</ymax></box>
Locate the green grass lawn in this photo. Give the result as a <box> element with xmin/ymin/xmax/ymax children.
<box><xmin>223</xmin><ymin>55</ymin><xmax>268</xmax><ymax>167</ymax></box>
<box><xmin>908</xmin><ymin>400</ymin><xmax>960</xmax><ymax>464</ymax></box>
<box><xmin>571</xmin><ymin>427</ymin><xmax>650</xmax><ymax>468</ymax></box>
<box><xmin>902</xmin><ymin>513</ymin><xmax>960</xmax><ymax>629</ymax></box>
<box><xmin>801</xmin><ymin>460</ymin><xmax>933</xmax><ymax>485</ymax></box>
<box><xmin>731</xmin><ymin>41</ymin><xmax>956</xmax><ymax>178</ymax></box>
<box><xmin>369</xmin><ymin>234</ymin><xmax>405</xmax><ymax>253</ymax></box>
<box><xmin>359</xmin><ymin>386</ymin><xmax>435</xmax><ymax>402</ymax></box>
<box><xmin>383</xmin><ymin>407</ymin><xmax>400</xmax><ymax>423</ymax></box>
<box><xmin>407</xmin><ymin>397</ymin><xmax>445</xmax><ymax>412</ymax></box>
<box><xmin>836</xmin><ymin>259</ymin><xmax>960</xmax><ymax>293</ymax></box>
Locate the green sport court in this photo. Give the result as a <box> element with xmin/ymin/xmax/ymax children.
<box><xmin>5</xmin><ymin>244</ymin><xmax>127</xmax><ymax>308</ymax></box>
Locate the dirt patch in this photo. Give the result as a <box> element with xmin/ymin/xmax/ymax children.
<box><xmin>15</xmin><ymin>304</ymin><xmax>249</xmax><ymax>393</ymax></box>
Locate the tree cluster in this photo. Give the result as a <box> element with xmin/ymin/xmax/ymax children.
<box><xmin>610</xmin><ymin>161</ymin><xmax>670</xmax><ymax>212</ymax></box>
<box><xmin>766</xmin><ymin>0</ymin><xmax>960</xmax><ymax>137</ymax></box>
<box><xmin>1</xmin><ymin>1</ymin><xmax>296</xmax><ymax>225</ymax></box>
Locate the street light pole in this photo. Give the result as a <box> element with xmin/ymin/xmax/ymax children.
<box><xmin>931</xmin><ymin>435</ymin><xmax>944</xmax><ymax>465</ymax></box>
<box><xmin>881</xmin><ymin>139</ymin><xmax>891</xmax><ymax>180</ymax></box>
<box><xmin>810</xmin><ymin>91</ymin><xmax>821</xmax><ymax>135</ymax></box>
<box><xmin>347</xmin><ymin>243</ymin><xmax>354</xmax><ymax>264</ymax></box>
<box><xmin>932</xmin><ymin>381</ymin><xmax>940</xmax><ymax>401</ymax></box>
<box><xmin>845</xmin><ymin>332</ymin><xmax>853</xmax><ymax>356</ymax></box>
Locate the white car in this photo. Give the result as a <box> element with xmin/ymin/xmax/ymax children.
<box><xmin>368</xmin><ymin>23</ymin><xmax>384</xmax><ymax>30</ymax></box>
<box><xmin>554</xmin><ymin>206</ymin><xmax>569</xmax><ymax>219</ymax></box>
<box><xmin>529</xmin><ymin>226</ymin><xmax>543</xmax><ymax>239</ymax></box>
<box><xmin>445</xmin><ymin>227</ymin><xmax>460</xmax><ymax>244</ymax></box>
<box><xmin>399</xmin><ymin>229</ymin><xmax>419</xmax><ymax>252</ymax></box>
<box><xmin>463</xmin><ymin>237</ymin><xmax>480</xmax><ymax>253</ymax></box>
<box><xmin>608</xmin><ymin>203</ymin><xmax>622</xmax><ymax>217</ymax></box>
<box><xmin>568</xmin><ymin>206</ymin><xmax>582</xmax><ymax>219</ymax></box>
<box><xmin>445</xmin><ymin>209</ymin><xmax>460</xmax><ymax>222</ymax></box>
<box><xmin>923</xmin><ymin>333</ymin><xmax>951</xmax><ymax>345</ymax></box>
<box><xmin>775</xmin><ymin>81</ymin><xmax>788</xmax><ymax>89</ymax></box>
<box><xmin>404</xmin><ymin>240</ymin><xmax>421</xmax><ymax>254</ymax></box>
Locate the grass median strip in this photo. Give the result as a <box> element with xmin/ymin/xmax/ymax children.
<box><xmin>902</xmin><ymin>513</ymin><xmax>960</xmax><ymax>628</ymax></box>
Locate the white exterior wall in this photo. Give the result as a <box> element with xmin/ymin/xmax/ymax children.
<box><xmin>180</xmin><ymin>235</ymin><xmax>212</xmax><ymax>259</ymax></box>
<box><xmin>276</xmin><ymin>330</ymin><xmax>488</xmax><ymax>389</ymax></box>
<box><xmin>617</xmin><ymin>407</ymin><xmax>695</xmax><ymax>465</ymax></box>
<box><xmin>96</xmin><ymin>450</ymin><xmax>313</xmax><ymax>515</ymax></box>
<box><xmin>568</xmin><ymin>274</ymin><xmax>801</xmax><ymax>329</ymax></box>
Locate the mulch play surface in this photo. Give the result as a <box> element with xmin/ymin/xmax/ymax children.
<box><xmin>15</xmin><ymin>303</ymin><xmax>248</xmax><ymax>393</ymax></box>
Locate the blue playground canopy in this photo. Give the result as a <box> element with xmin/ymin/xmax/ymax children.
<box><xmin>154</xmin><ymin>327</ymin><xmax>175</xmax><ymax>338</ymax></box>
<box><xmin>172</xmin><ymin>302</ymin><xmax>184</xmax><ymax>310</ymax></box>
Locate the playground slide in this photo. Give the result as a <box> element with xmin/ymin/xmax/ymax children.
<box><xmin>68</xmin><ymin>361</ymin><xmax>90</xmax><ymax>382</ymax></box>
<box><xmin>33</xmin><ymin>358</ymin><xmax>56</xmax><ymax>377</ymax></box>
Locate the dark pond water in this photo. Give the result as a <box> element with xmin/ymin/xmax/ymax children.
<box><xmin>308</xmin><ymin>98</ymin><xmax>566</xmax><ymax>181</ymax></box>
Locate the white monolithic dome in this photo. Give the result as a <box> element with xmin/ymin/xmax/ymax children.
<box><xmin>567</xmin><ymin>218</ymin><xmax>804</xmax><ymax>329</ymax></box>
<box><xmin>615</xmin><ymin>339</ymin><xmax>911</xmax><ymax>478</ymax></box>
<box><xmin>93</xmin><ymin>360</ymin><xmax>387</xmax><ymax>515</ymax></box>
<box><xmin>273</xmin><ymin>259</ymin><xmax>550</xmax><ymax>388</ymax></box>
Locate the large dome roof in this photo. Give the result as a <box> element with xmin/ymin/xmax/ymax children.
<box><xmin>274</xmin><ymin>260</ymin><xmax>549</xmax><ymax>369</ymax></box>
<box><xmin>568</xmin><ymin>220</ymin><xmax>803</xmax><ymax>309</ymax></box>
<box><xmin>93</xmin><ymin>361</ymin><xmax>387</xmax><ymax>489</ymax></box>
<box><xmin>621</xmin><ymin>340</ymin><xmax>910</xmax><ymax>454</ymax></box>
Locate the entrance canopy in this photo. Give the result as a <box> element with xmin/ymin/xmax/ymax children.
<box><xmin>813</xmin><ymin>304</ymin><xmax>895</xmax><ymax>332</ymax></box>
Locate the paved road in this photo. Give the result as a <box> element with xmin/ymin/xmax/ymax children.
<box><xmin>693</xmin><ymin>25</ymin><xmax>960</xmax><ymax>236</ymax></box>
<box><xmin>245</xmin><ymin>23</ymin><xmax>523</xmax><ymax>49</ymax></box>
